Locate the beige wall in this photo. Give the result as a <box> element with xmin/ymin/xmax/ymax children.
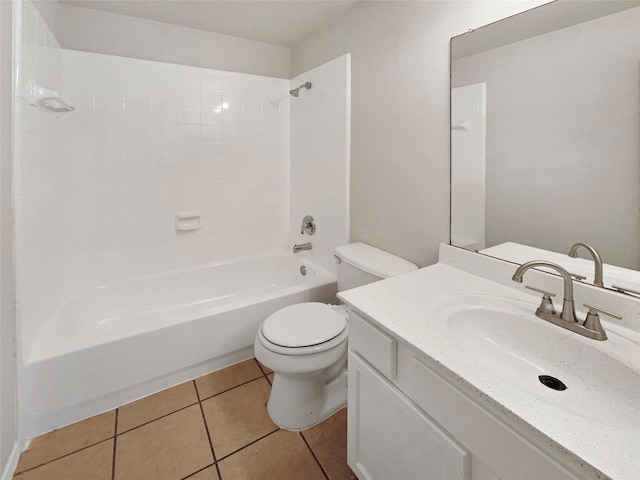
<box><xmin>292</xmin><ymin>1</ymin><xmax>549</xmax><ymax>267</ymax></box>
<box><xmin>50</xmin><ymin>3</ymin><xmax>291</xmax><ymax>78</ymax></box>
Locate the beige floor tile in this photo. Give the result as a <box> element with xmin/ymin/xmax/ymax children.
<box><xmin>303</xmin><ymin>408</ymin><xmax>356</xmax><ymax>480</ymax></box>
<box><xmin>117</xmin><ymin>380</ymin><xmax>198</xmax><ymax>433</ymax></box>
<box><xmin>15</xmin><ymin>410</ymin><xmax>116</xmax><ymax>473</ymax></box>
<box><xmin>267</xmin><ymin>372</ymin><xmax>274</xmax><ymax>384</ymax></box>
<box><xmin>195</xmin><ymin>359</ymin><xmax>263</xmax><ymax>400</ymax></box>
<box><xmin>114</xmin><ymin>405</ymin><xmax>213</xmax><ymax>480</ymax></box>
<box><xmin>201</xmin><ymin>377</ymin><xmax>276</xmax><ymax>458</ymax></box>
<box><xmin>14</xmin><ymin>439</ymin><xmax>113</xmax><ymax>480</ymax></box>
<box><xmin>186</xmin><ymin>465</ymin><xmax>220</xmax><ymax>480</ymax></box>
<box><xmin>218</xmin><ymin>430</ymin><xmax>325</xmax><ymax>480</ymax></box>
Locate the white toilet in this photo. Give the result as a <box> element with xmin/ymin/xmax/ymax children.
<box><xmin>254</xmin><ymin>242</ymin><xmax>418</xmax><ymax>431</ymax></box>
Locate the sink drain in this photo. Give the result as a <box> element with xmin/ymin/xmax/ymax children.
<box><xmin>538</xmin><ymin>375</ymin><xmax>567</xmax><ymax>391</ymax></box>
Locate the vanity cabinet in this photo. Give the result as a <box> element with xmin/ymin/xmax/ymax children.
<box><xmin>347</xmin><ymin>310</ymin><xmax>581</xmax><ymax>480</ymax></box>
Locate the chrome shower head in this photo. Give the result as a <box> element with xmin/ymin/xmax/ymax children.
<box><xmin>289</xmin><ymin>82</ymin><xmax>312</xmax><ymax>97</ymax></box>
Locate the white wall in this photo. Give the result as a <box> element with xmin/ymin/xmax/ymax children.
<box><xmin>289</xmin><ymin>54</ymin><xmax>350</xmax><ymax>273</ymax></box>
<box><xmin>0</xmin><ymin>0</ymin><xmax>17</xmax><ymax>476</ymax></box>
<box><xmin>291</xmin><ymin>0</ymin><xmax>549</xmax><ymax>267</ymax></box>
<box><xmin>51</xmin><ymin>3</ymin><xmax>291</xmax><ymax>79</ymax></box>
<box><xmin>451</xmin><ymin>8</ymin><xmax>640</xmax><ymax>269</ymax></box>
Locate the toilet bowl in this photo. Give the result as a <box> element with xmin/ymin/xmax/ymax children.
<box><xmin>254</xmin><ymin>302</ymin><xmax>349</xmax><ymax>431</ymax></box>
<box><xmin>254</xmin><ymin>242</ymin><xmax>418</xmax><ymax>431</ymax></box>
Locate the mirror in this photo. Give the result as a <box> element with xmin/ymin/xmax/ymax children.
<box><xmin>450</xmin><ymin>0</ymin><xmax>640</xmax><ymax>290</ymax></box>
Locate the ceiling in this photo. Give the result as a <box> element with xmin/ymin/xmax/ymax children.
<box><xmin>59</xmin><ymin>0</ymin><xmax>360</xmax><ymax>47</ymax></box>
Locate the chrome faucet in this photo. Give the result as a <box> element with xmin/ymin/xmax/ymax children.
<box><xmin>568</xmin><ymin>243</ymin><xmax>604</xmax><ymax>287</ymax></box>
<box><xmin>293</xmin><ymin>242</ymin><xmax>312</xmax><ymax>254</ymax></box>
<box><xmin>512</xmin><ymin>260</ymin><xmax>620</xmax><ymax>341</ymax></box>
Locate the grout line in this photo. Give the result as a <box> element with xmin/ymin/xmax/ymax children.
<box><xmin>14</xmin><ymin>438</ymin><xmax>114</xmax><ymax>476</ymax></box>
<box><xmin>179</xmin><ymin>462</ymin><xmax>217</xmax><ymax>480</ymax></box>
<box><xmin>253</xmin><ymin>358</ymin><xmax>274</xmax><ymax>386</ymax></box>
<box><xmin>116</xmin><ymin>401</ymin><xmax>200</xmax><ymax>436</ymax></box>
<box><xmin>197</xmin><ymin>375</ymin><xmax>267</xmax><ymax>403</ymax></box>
<box><xmin>195</xmin><ymin>380</ymin><xmax>223</xmax><ymax>480</ymax></box>
<box><xmin>215</xmin><ymin>428</ymin><xmax>280</xmax><ymax>463</ymax></box>
<box><xmin>111</xmin><ymin>409</ymin><xmax>119</xmax><ymax>480</ymax></box>
<box><xmin>300</xmin><ymin>432</ymin><xmax>330</xmax><ymax>480</ymax></box>
<box><xmin>254</xmin><ymin>357</ymin><xmax>270</xmax><ymax>376</ymax></box>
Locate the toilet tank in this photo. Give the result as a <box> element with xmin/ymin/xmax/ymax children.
<box><xmin>334</xmin><ymin>242</ymin><xmax>418</xmax><ymax>292</ymax></box>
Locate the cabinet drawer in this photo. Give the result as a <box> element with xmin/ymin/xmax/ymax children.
<box><xmin>348</xmin><ymin>311</ymin><xmax>397</xmax><ymax>379</ymax></box>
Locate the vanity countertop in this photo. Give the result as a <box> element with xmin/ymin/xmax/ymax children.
<box><xmin>338</xmin><ymin>245</ymin><xmax>640</xmax><ymax>480</ymax></box>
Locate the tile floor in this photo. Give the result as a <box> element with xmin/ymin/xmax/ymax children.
<box><xmin>13</xmin><ymin>358</ymin><xmax>356</xmax><ymax>480</ymax></box>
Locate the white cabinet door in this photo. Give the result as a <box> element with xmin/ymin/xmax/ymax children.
<box><xmin>348</xmin><ymin>352</ymin><xmax>470</xmax><ymax>480</ymax></box>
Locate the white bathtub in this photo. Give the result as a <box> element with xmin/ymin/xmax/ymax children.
<box><xmin>19</xmin><ymin>253</ymin><xmax>337</xmax><ymax>439</ymax></box>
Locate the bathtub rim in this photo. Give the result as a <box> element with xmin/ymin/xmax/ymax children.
<box><xmin>26</xmin><ymin>252</ymin><xmax>336</xmax><ymax>365</ymax></box>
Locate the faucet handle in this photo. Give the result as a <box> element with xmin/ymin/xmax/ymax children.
<box><xmin>582</xmin><ymin>304</ymin><xmax>621</xmax><ymax>341</ymax></box>
<box><xmin>583</xmin><ymin>304</ymin><xmax>622</xmax><ymax>321</ymax></box>
<box><xmin>525</xmin><ymin>285</ymin><xmax>556</xmax><ymax>297</ymax></box>
<box><xmin>525</xmin><ymin>285</ymin><xmax>557</xmax><ymax>315</ymax></box>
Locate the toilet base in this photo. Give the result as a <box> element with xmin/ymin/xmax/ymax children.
<box><xmin>267</xmin><ymin>367</ymin><xmax>347</xmax><ymax>431</ymax></box>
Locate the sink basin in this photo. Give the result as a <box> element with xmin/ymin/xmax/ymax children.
<box><xmin>433</xmin><ymin>294</ymin><xmax>640</xmax><ymax>429</ymax></box>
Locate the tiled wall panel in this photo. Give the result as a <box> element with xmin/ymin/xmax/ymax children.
<box><xmin>289</xmin><ymin>55</ymin><xmax>350</xmax><ymax>273</ymax></box>
<box><xmin>13</xmin><ymin>0</ymin><xmax>65</xmax><ymax>366</ymax></box>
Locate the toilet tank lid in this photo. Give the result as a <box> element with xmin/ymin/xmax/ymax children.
<box><xmin>335</xmin><ymin>242</ymin><xmax>418</xmax><ymax>278</ymax></box>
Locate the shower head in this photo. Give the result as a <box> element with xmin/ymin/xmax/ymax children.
<box><xmin>289</xmin><ymin>82</ymin><xmax>312</xmax><ymax>97</ymax></box>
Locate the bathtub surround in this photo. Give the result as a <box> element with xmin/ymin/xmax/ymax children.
<box><xmin>11</xmin><ymin>0</ymin><xmax>65</xmax><ymax>472</ymax></box>
<box><xmin>15</xmin><ymin>44</ymin><xmax>291</xmax><ymax>362</ymax></box>
<box><xmin>289</xmin><ymin>55</ymin><xmax>350</xmax><ymax>273</ymax></box>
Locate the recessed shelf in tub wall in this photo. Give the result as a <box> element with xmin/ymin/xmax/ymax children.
<box><xmin>175</xmin><ymin>211</ymin><xmax>202</xmax><ymax>231</ymax></box>
<box><xmin>26</xmin><ymin>80</ymin><xmax>75</xmax><ymax>115</ymax></box>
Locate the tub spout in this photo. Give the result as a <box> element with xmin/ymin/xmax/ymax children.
<box><xmin>293</xmin><ymin>242</ymin><xmax>312</xmax><ymax>254</ymax></box>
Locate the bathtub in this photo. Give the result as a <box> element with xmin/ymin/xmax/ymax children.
<box><xmin>19</xmin><ymin>253</ymin><xmax>337</xmax><ymax>440</ymax></box>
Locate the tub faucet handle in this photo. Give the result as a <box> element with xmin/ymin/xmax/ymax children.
<box><xmin>300</xmin><ymin>215</ymin><xmax>316</xmax><ymax>235</ymax></box>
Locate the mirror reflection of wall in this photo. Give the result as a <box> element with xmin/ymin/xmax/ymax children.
<box><xmin>451</xmin><ymin>83</ymin><xmax>486</xmax><ymax>251</ymax></box>
<box><xmin>450</xmin><ymin>2</ymin><xmax>640</xmax><ymax>272</ymax></box>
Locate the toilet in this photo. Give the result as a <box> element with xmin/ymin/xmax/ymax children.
<box><xmin>254</xmin><ymin>242</ymin><xmax>418</xmax><ymax>431</ymax></box>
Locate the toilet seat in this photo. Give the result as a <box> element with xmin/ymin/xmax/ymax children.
<box><xmin>261</xmin><ymin>302</ymin><xmax>347</xmax><ymax>348</ymax></box>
